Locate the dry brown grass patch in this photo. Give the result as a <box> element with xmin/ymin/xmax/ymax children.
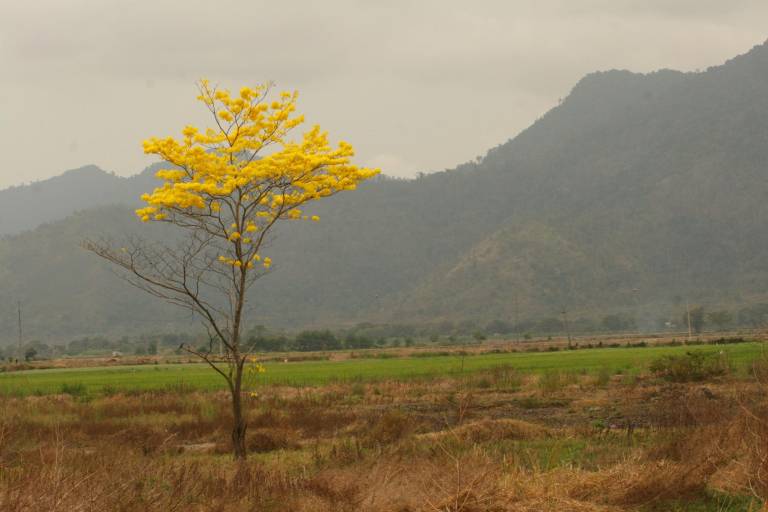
<box><xmin>418</xmin><ymin>418</ymin><xmax>548</xmax><ymax>446</ymax></box>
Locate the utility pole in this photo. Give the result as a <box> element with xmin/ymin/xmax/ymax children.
<box><xmin>631</xmin><ymin>288</ymin><xmax>640</xmax><ymax>335</ymax></box>
<box><xmin>17</xmin><ymin>300</ymin><xmax>23</xmax><ymax>361</ymax></box>
<box><xmin>561</xmin><ymin>308</ymin><xmax>572</xmax><ymax>349</ymax></box>
<box><xmin>512</xmin><ymin>294</ymin><xmax>520</xmax><ymax>344</ymax></box>
<box><xmin>685</xmin><ymin>300</ymin><xmax>692</xmax><ymax>345</ymax></box>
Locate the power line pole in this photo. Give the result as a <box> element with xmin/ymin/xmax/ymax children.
<box><xmin>685</xmin><ymin>300</ymin><xmax>692</xmax><ymax>344</ymax></box>
<box><xmin>17</xmin><ymin>301</ymin><xmax>23</xmax><ymax>361</ymax></box>
<box><xmin>561</xmin><ymin>308</ymin><xmax>572</xmax><ymax>349</ymax></box>
<box><xmin>631</xmin><ymin>288</ymin><xmax>640</xmax><ymax>335</ymax></box>
<box><xmin>512</xmin><ymin>294</ymin><xmax>520</xmax><ymax>344</ymax></box>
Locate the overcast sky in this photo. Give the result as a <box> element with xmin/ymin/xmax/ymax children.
<box><xmin>2</xmin><ymin>0</ymin><xmax>767</xmax><ymax>189</ymax></box>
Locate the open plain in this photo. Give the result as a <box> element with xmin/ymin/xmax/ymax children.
<box><xmin>2</xmin><ymin>338</ymin><xmax>767</xmax><ymax>511</ymax></box>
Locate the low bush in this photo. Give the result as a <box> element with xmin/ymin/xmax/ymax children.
<box><xmin>594</xmin><ymin>367</ymin><xmax>612</xmax><ymax>387</ymax></box>
<box><xmin>60</xmin><ymin>382</ymin><xmax>87</xmax><ymax>397</ymax></box>
<box><xmin>649</xmin><ymin>351</ymin><xmax>730</xmax><ymax>382</ymax></box>
<box><xmin>487</xmin><ymin>364</ymin><xmax>522</xmax><ymax>390</ymax></box>
<box><xmin>708</xmin><ymin>336</ymin><xmax>746</xmax><ymax>345</ymax></box>
<box><xmin>361</xmin><ymin>409</ymin><xmax>414</xmax><ymax>446</ymax></box>
<box><xmin>538</xmin><ymin>371</ymin><xmax>576</xmax><ymax>393</ymax></box>
<box><xmin>247</xmin><ymin>428</ymin><xmax>300</xmax><ymax>452</ymax></box>
<box><xmin>412</xmin><ymin>350</ymin><xmax>466</xmax><ymax>358</ymax></box>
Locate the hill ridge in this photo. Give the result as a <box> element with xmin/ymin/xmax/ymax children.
<box><xmin>3</xmin><ymin>41</ymin><xmax>768</xmax><ymax>341</ymax></box>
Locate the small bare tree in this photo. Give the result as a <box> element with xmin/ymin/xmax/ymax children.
<box><xmin>84</xmin><ymin>80</ymin><xmax>377</xmax><ymax>459</ymax></box>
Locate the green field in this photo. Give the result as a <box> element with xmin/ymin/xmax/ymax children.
<box><xmin>1</xmin><ymin>342</ymin><xmax>764</xmax><ymax>396</ymax></box>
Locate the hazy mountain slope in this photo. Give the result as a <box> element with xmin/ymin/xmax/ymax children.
<box><xmin>264</xmin><ymin>41</ymin><xmax>768</xmax><ymax>324</ymax></box>
<box><xmin>0</xmin><ymin>207</ymin><xmax>190</xmax><ymax>341</ymax></box>
<box><xmin>0</xmin><ymin>164</ymin><xmax>161</xmax><ymax>237</ymax></box>
<box><xmin>3</xmin><ymin>41</ymin><xmax>768</xmax><ymax>342</ymax></box>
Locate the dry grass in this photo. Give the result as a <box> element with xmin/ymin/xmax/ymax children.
<box><xmin>0</xmin><ymin>364</ymin><xmax>766</xmax><ymax>511</ymax></box>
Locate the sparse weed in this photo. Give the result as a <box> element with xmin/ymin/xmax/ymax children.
<box><xmin>59</xmin><ymin>382</ymin><xmax>87</xmax><ymax>397</ymax></box>
<box><xmin>594</xmin><ymin>366</ymin><xmax>612</xmax><ymax>387</ymax></box>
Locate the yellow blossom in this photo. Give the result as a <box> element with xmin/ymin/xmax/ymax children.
<box><xmin>137</xmin><ymin>79</ymin><xmax>379</xmax><ymax>269</ymax></box>
<box><xmin>249</xmin><ymin>362</ymin><xmax>266</xmax><ymax>373</ymax></box>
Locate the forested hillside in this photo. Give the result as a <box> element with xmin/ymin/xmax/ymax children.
<box><xmin>3</xmin><ymin>41</ymin><xmax>768</xmax><ymax>343</ymax></box>
<box><xmin>0</xmin><ymin>165</ymin><xmax>166</xmax><ymax>236</ymax></box>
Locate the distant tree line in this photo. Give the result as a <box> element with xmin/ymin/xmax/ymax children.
<box><xmin>3</xmin><ymin>303</ymin><xmax>768</xmax><ymax>361</ymax></box>
<box><xmin>0</xmin><ymin>332</ymin><xmax>198</xmax><ymax>362</ymax></box>
<box><xmin>243</xmin><ymin>328</ymin><xmax>402</xmax><ymax>353</ymax></box>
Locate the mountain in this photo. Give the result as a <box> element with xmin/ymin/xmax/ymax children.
<box><xmin>0</xmin><ymin>164</ymin><xmax>161</xmax><ymax>237</ymax></box>
<box><xmin>2</xmin><ymin>41</ymin><xmax>768</xmax><ymax>343</ymax></box>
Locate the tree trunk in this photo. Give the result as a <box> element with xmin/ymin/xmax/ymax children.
<box><xmin>231</xmin><ymin>364</ymin><xmax>247</xmax><ymax>459</ymax></box>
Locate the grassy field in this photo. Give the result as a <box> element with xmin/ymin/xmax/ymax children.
<box><xmin>2</xmin><ymin>342</ymin><xmax>766</xmax><ymax>511</ymax></box>
<box><xmin>1</xmin><ymin>341</ymin><xmax>763</xmax><ymax>396</ymax></box>
<box><xmin>2</xmin><ymin>339</ymin><xmax>767</xmax><ymax>510</ymax></box>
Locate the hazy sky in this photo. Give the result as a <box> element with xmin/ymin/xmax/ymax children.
<box><xmin>2</xmin><ymin>0</ymin><xmax>767</xmax><ymax>189</ymax></box>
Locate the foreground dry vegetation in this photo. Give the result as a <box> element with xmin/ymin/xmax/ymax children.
<box><xmin>2</xmin><ymin>359</ymin><xmax>768</xmax><ymax>511</ymax></box>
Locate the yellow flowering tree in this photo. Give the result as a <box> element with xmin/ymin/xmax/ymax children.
<box><xmin>84</xmin><ymin>80</ymin><xmax>377</xmax><ymax>459</ymax></box>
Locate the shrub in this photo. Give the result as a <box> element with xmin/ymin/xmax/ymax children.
<box><xmin>594</xmin><ymin>367</ymin><xmax>612</xmax><ymax>387</ymax></box>
<box><xmin>412</xmin><ymin>350</ymin><xmax>462</xmax><ymax>358</ymax></box>
<box><xmin>473</xmin><ymin>377</ymin><xmax>492</xmax><ymax>389</ymax></box>
<box><xmin>362</xmin><ymin>410</ymin><xmax>413</xmax><ymax>446</ymax></box>
<box><xmin>538</xmin><ymin>371</ymin><xmax>570</xmax><ymax>393</ymax></box>
<box><xmin>488</xmin><ymin>364</ymin><xmax>522</xmax><ymax>390</ymax></box>
<box><xmin>649</xmin><ymin>351</ymin><xmax>730</xmax><ymax>382</ymax></box>
<box><xmin>247</xmin><ymin>428</ymin><xmax>299</xmax><ymax>452</ymax></box>
<box><xmin>60</xmin><ymin>382</ymin><xmax>87</xmax><ymax>397</ymax></box>
<box><xmin>101</xmin><ymin>384</ymin><xmax>118</xmax><ymax>396</ymax></box>
<box><xmin>709</xmin><ymin>337</ymin><xmax>746</xmax><ymax>345</ymax></box>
